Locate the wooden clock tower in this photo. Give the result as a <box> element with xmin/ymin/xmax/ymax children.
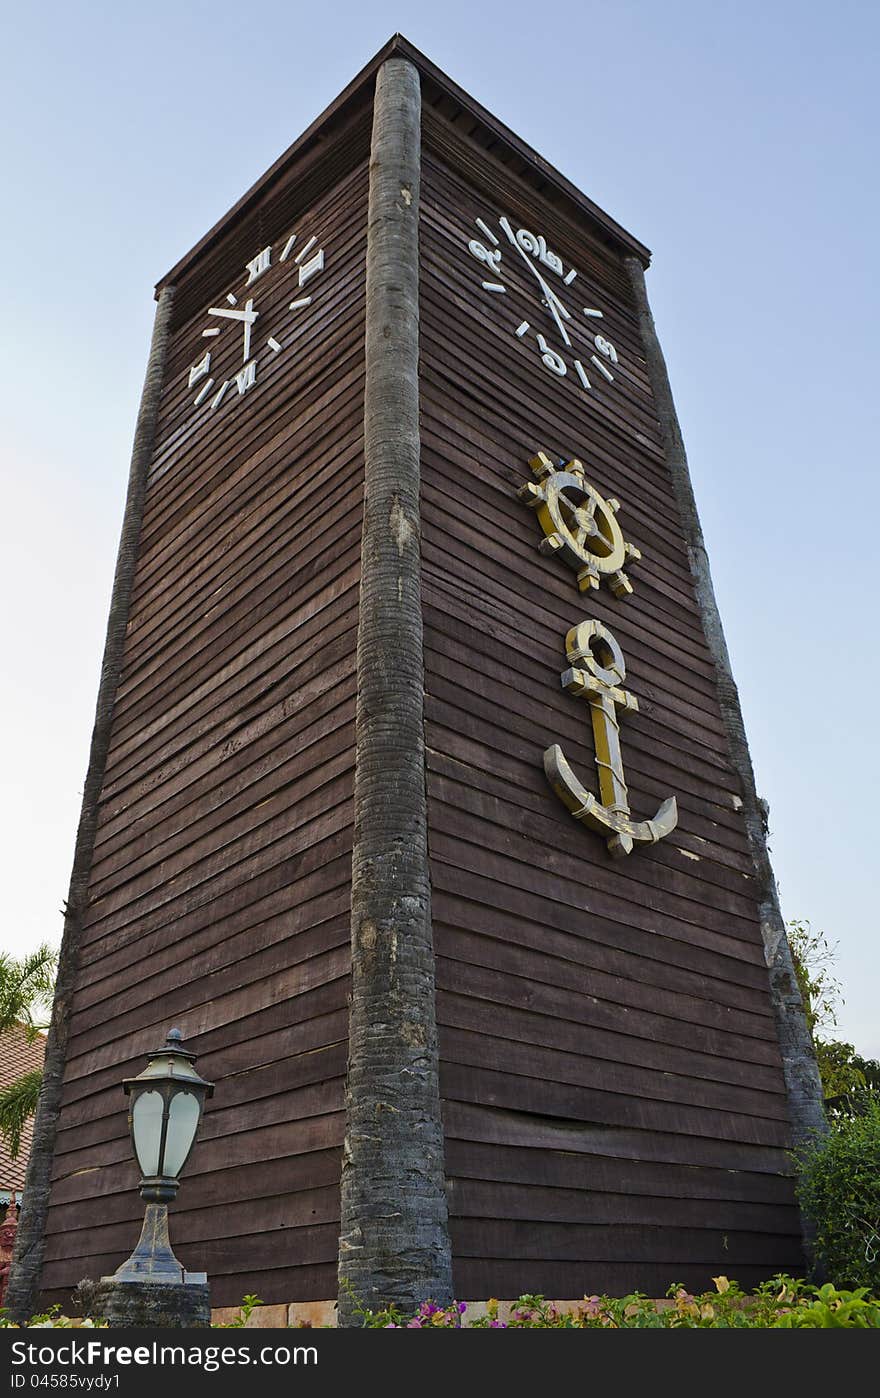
<box><xmin>9</xmin><ymin>36</ymin><xmax>824</xmax><ymax>1324</ymax></box>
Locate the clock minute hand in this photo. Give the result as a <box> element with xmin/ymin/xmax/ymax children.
<box><xmin>499</xmin><ymin>217</ymin><xmax>571</xmax><ymax>347</ymax></box>
<box><xmin>499</xmin><ymin>217</ymin><xmax>567</xmax><ymax>318</ymax></box>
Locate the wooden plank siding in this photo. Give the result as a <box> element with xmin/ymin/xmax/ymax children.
<box><xmin>30</xmin><ymin>58</ymin><xmax>808</xmax><ymax>1317</ymax></box>
<box><xmin>38</xmin><ymin>153</ymin><xmax>369</xmax><ymax>1310</ymax></box>
<box><xmin>418</xmin><ymin>122</ymin><xmax>805</xmax><ymax>1299</ymax></box>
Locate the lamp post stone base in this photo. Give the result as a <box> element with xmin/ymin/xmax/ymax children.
<box><xmin>93</xmin><ymin>1279</ymin><xmax>211</xmax><ymax>1328</ymax></box>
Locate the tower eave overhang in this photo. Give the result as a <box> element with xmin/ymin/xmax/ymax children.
<box><xmin>154</xmin><ymin>32</ymin><xmax>651</xmax><ymax>300</ymax></box>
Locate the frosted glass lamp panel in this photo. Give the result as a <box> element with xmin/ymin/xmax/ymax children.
<box><xmin>132</xmin><ymin>1090</ymin><xmax>165</xmax><ymax>1177</ymax></box>
<box><xmin>163</xmin><ymin>1091</ymin><xmax>201</xmax><ymax>1177</ymax></box>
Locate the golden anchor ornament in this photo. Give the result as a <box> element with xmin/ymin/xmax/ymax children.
<box><xmin>544</xmin><ymin>620</ymin><xmax>678</xmax><ymax>857</ymax></box>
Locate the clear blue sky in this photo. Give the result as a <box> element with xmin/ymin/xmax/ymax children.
<box><xmin>2</xmin><ymin>1</ymin><xmax>877</xmax><ymax>1056</ymax></box>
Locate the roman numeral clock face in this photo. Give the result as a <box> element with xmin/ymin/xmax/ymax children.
<box><xmin>463</xmin><ymin>212</ymin><xmax>620</xmax><ymax>397</ymax></box>
<box><xmin>185</xmin><ymin>229</ymin><xmax>327</xmax><ymax>416</ymax></box>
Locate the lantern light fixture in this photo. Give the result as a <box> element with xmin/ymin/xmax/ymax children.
<box><xmin>112</xmin><ymin>1027</ymin><xmax>213</xmax><ymax>1285</ymax></box>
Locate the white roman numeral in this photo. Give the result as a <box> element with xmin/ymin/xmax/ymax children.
<box><xmin>188</xmin><ymin>352</ymin><xmax>211</xmax><ymax>388</ymax></box>
<box><xmin>235</xmin><ymin>360</ymin><xmax>257</xmax><ymax>395</ymax></box>
<box><xmin>245</xmin><ymin>247</ymin><xmax>271</xmax><ymax>285</ymax></box>
<box><xmin>298</xmin><ymin>248</ymin><xmax>324</xmax><ymax>288</ymax></box>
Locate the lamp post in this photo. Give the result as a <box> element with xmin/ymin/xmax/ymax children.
<box><xmin>95</xmin><ymin>1028</ymin><xmax>214</xmax><ymax>1327</ymax></box>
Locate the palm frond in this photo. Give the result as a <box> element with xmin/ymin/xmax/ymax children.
<box><xmin>0</xmin><ymin>944</ymin><xmax>58</xmax><ymax>1034</ymax></box>
<box><xmin>0</xmin><ymin>1069</ymin><xmax>44</xmax><ymax>1160</ymax></box>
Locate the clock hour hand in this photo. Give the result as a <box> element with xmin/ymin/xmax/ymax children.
<box><xmin>545</xmin><ymin>291</ymin><xmax>572</xmax><ymax>348</ymax></box>
<box><xmin>537</xmin><ymin>281</ymin><xmax>572</xmax><ymax>348</ymax></box>
<box><xmin>206</xmin><ymin>305</ymin><xmax>259</xmax><ymax>324</ymax></box>
<box><xmin>207</xmin><ymin>297</ymin><xmax>259</xmax><ymax>362</ymax></box>
<box><xmin>499</xmin><ymin>217</ymin><xmax>571</xmax><ymax>347</ymax></box>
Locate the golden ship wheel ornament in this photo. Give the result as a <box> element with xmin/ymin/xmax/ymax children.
<box><xmin>518</xmin><ymin>451</ymin><xmax>642</xmax><ymax>597</ymax></box>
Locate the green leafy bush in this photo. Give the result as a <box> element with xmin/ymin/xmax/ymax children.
<box><xmin>214</xmin><ymin>1293</ymin><xmax>263</xmax><ymax>1328</ymax></box>
<box><xmin>0</xmin><ymin>1304</ymin><xmax>107</xmax><ymax>1329</ymax></box>
<box><xmin>796</xmin><ymin>1097</ymin><xmax>880</xmax><ymax>1291</ymax></box>
<box><xmin>5</xmin><ymin>1277</ymin><xmax>878</xmax><ymax>1329</ymax></box>
<box><xmin>352</xmin><ymin>1276</ymin><xmax>880</xmax><ymax>1328</ymax></box>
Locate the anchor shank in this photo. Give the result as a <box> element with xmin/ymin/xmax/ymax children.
<box><xmin>588</xmin><ymin>690</ymin><xmax>630</xmax><ymax>816</ymax></box>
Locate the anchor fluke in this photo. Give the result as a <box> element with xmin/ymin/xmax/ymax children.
<box><xmin>544</xmin><ymin>744</ymin><xmax>678</xmax><ymax>857</ymax></box>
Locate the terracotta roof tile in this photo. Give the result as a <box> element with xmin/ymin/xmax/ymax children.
<box><xmin>0</xmin><ymin>1024</ymin><xmax>46</xmax><ymax>1196</ymax></box>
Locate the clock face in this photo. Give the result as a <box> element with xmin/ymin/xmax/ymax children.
<box><xmin>185</xmin><ymin>227</ymin><xmax>328</xmax><ymax>416</ymax></box>
<box><xmin>462</xmin><ymin>210</ymin><xmax>620</xmax><ymax>398</ymax></box>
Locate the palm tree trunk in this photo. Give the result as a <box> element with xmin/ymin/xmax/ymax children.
<box><xmin>5</xmin><ymin>287</ymin><xmax>175</xmax><ymax>1321</ymax></box>
<box><xmin>337</xmin><ymin>56</ymin><xmax>453</xmax><ymax>1325</ymax></box>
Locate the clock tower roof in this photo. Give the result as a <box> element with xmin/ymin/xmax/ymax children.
<box><xmin>156</xmin><ymin>34</ymin><xmax>651</xmax><ymax>309</ymax></box>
